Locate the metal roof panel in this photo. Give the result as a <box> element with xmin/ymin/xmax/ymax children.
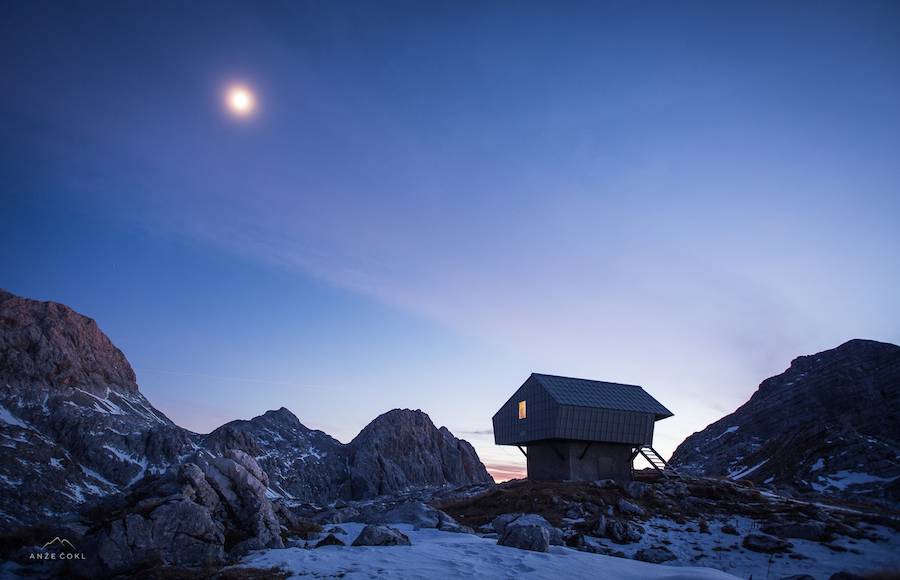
<box><xmin>531</xmin><ymin>373</ymin><xmax>673</xmax><ymax>419</ymax></box>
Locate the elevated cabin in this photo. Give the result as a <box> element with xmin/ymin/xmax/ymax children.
<box><xmin>493</xmin><ymin>373</ymin><xmax>674</xmax><ymax>482</ymax></box>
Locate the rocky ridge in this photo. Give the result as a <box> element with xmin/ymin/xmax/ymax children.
<box><xmin>669</xmin><ymin>339</ymin><xmax>900</xmax><ymax>506</ymax></box>
<box><xmin>0</xmin><ymin>289</ymin><xmax>492</xmax><ymax>528</ymax></box>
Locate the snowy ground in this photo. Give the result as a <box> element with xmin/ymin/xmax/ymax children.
<box><xmin>237</xmin><ymin>523</ymin><xmax>739</xmax><ymax>580</ymax></box>
<box><xmin>594</xmin><ymin>516</ymin><xmax>900</xmax><ymax>580</ymax></box>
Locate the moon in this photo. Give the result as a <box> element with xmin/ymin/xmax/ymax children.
<box><xmin>225</xmin><ymin>85</ymin><xmax>256</xmax><ymax>117</ymax></box>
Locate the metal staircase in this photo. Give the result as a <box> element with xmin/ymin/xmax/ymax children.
<box><xmin>633</xmin><ymin>446</ymin><xmax>678</xmax><ymax>478</ymax></box>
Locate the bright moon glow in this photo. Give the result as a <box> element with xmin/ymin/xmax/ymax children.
<box><xmin>226</xmin><ymin>85</ymin><xmax>255</xmax><ymax>117</ymax></box>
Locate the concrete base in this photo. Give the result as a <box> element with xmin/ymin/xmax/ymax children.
<box><xmin>526</xmin><ymin>440</ymin><xmax>634</xmax><ymax>482</ymax></box>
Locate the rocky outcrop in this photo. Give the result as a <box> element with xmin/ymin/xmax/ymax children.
<box><xmin>0</xmin><ymin>290</ymin><xmax>195</xmax><ymax>525</ymax></box>
<box><xmin>348</xmin><ymin>409</ymin><xmax>492</xmax><ymax>498</ymax></box>
<box><xmin>80</xmin><ymin>450</ymin><xmax>284</xmax><ymax>577</ymax></box>
<box><xmin>203</xmin><ymin>407</ymin><xmax>351</xmax><ymax>502</ymax></box>
<box><xmin>670</xmin><ymin>339</ymin><xmax>900</xmax><ymax>506</ymax></box>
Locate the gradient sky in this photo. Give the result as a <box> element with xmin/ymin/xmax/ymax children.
<box><xmin>3</xmin><ymin>1</ymin><xmax>899</xmax><ymax>480</ymax></box>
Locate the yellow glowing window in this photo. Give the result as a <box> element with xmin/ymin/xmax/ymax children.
<box><xmin>518</xmin><ymin>400</ymin><xmax>527</xmax><ymax>420</ymax></box>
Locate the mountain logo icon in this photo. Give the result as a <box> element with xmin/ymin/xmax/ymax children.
<box><xmin>29</xmin><ymin>536</ymin><xmax>85</xmax><ymax>561</ymax></box>
<box><xmin>41</xmin><ymin>537</ymin><xmax>77</xmax><ymax>551</ymax></box>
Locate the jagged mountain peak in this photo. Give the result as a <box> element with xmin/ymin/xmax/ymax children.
<box><xmin>671</xmin><ymin>339</ymin><xmax>900</xmax><ymax>506</ymax></box>
<box><xmin>349</xmin><ymin>407</ymin><xmax>493</xmax><ymax>498</ymax></box>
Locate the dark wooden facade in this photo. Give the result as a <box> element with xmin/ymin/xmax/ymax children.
<box><xmin>492</xmin><ymin>373</ymin><xmax>673</xmax><ymax>481</ymax></box>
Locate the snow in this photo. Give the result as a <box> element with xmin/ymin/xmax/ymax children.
<box><xmin>103</xmin><ymin>444</ymin><xmax>142</xmax><ymax>464</ymax></box>
<box><xmin>590</xmin><ymin>516</ymin><xmax>900</xmax><ymax>579</ymax></box>
<box><xmin>811</xmin><ymin>470</ymin><xmax>899</xmax><ymax>492</ymax></box>
<box><xmin>810</xmin><ymin>458</ymin><xmax>825</xmax><ymax>472</ymax></box>
<box><xmin>75</xmin><ymin>388</ymin><xmax>125</xmax><ymax>415</ymax></box>
<box><xmin>711</xmin><ymin>426</ymin><xmax>739</xmax><ymax>441</ymax></box>
<box><xmin>0</xmin><ymin>474</ymin><xmax>23</xmax><ymax>487</ymax></box>
<box><xmin>117</xmin><ymin>393</ymin><xmax>168</xmax><ymax>424</ymax></box>
<box><xmin>81</xmin><ymin>465</ymin><xmax>119</xmax><ymax>490</ymax></box>
<box><xmin>0</xmin><ymin>404</ymin><xmax>28</xmax><ymax>429</ymax></box>
<box><xmin>729</xmin><ymin>459</ymin><xmax>768</xmax><ymax>480</ymax></box>
<box><xmin>238</xmin><ymin>524</ymin><xmax>738</xmax><ymax>580</ymax></box>
<box><xmin>63</xmin><ymin>482</ymin><xmax>86</xmax><ymax>503</ymax></box>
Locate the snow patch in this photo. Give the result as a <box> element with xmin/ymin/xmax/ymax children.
<box><xmin>812</xmin><ymin>470</ymin><xmax>899</xmax><ymax>492</ymax></box>
<box><xmin>0</xmin><ymin>405</ymin><xmax>28</xmax><ymax>429</ymax></box>
<box><xmin>729</xmin><ymin>459</ymin><xmax>768</xmax><ymax>480</ymax></box>
<box><xmin>75</xmin><ymin>388</ymin><xmax>125</xmax><ymax>415</ymax></box>
<box><xmin>711</xmin><ymin>426</ymin><xmax>739</xmax><ymax>441</ymax></box>
<box><xmin>0</xmin><ymin>474</ymin><xmax>23</xmax><ymax>487</ymax></box>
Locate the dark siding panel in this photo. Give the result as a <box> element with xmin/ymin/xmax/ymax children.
<box><xmin>493</xmin><ymin>375</ymin><xmax>558</xmax><ymax>444</ymax></box>
<box><xmin>552</xmin><ymin>406</ymin><xmax>654</xmax><ymax>445</ymax></box>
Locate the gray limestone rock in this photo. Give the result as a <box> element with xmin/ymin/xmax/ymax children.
<box><xmin>351</xmin><ymin>524</ymin><xmax>412</xmax><ymax>547</ymax></box>
<box><xmin>498</xmin><ymin>525</ymin><xmax>550</xmax><ymax>553</ymax></box>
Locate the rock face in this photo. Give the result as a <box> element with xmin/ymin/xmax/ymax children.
<box><xmin>0</xmin><ymin>290</ymin><xmax>195</xmax><ymax>525</ymax></box>
<box><xmin>670</xmin><ymin>339</ymin><xmax>900</xmax><ymax>505</ymax></box>
<box><xmin>347</xmin><ymin>409</ymin><xmax>493</xmax><ymax>498</ymax></box>
<box><xmin>0</xmin><ymin>289</ymin><xmax>493</xmax><ymax>527</ymax></box>
<box><xmin>203</xmin><ymin>407</ymin><xmax>351</xmax><ymax>502</ymax></box>
<box><xmin>80</xmin><ymin>450</ymin><xmax>284</xmax><ymax>577</ymax></box>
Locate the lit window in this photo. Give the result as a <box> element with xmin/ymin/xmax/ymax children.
<box><xmin>518</xmin><ymin>400</ymin><xmax>527</xmax><ymax>420</ymax></box>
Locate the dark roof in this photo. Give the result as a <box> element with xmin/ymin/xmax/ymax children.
<box><xmin>531</xmin><ymin>373</ymin><xmax>673</xmax><ymax>419</ymax></box>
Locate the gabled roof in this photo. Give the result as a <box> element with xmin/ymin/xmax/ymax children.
<box><xmin>531</xmin><ymin>373</ymin><xmax>673</xmax><ymax>419</ymax></box>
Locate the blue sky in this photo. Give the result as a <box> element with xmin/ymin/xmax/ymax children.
<box><xmin>3</xmin><ymin>1</ymin><xmax>899</xmax><ymax>479</ymax></box>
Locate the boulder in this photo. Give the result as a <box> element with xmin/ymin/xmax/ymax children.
<box><xmin>436</xmin><ymin>511</ymin><xmax>473</xmax><ymax>534</ymax></box>
<box><xmin>492</xmin><ymin>513</ymin><xmax>525</xmax><ymax>534</ymax></box>
<box><xmin>315</xmin><ymin>534</ymin><xmax>346</xmax><ymax>548</ymax></box>
<box><xmin>498</xmin><ymin>525</ymin><xmax>550</xmax><ymax>553</ymax></box>
<box><xmin>351</xmin><ymin>525</ymin><xmax>412</xmax><ymax>547</ymax></box>
<box><xmin>505</xmin><ymin>514</ymin><xmax>564</xmax><ymax>545</ymax></box>
<box><xmin>80</xmin><ymin>451</ymin><xmax>284</xmax><ymax>577</ymax></box>
<box><xmin>326</xmin><ymin>526</ymin><xmax>348</xmax><ymax>535</ymax></box>
<box><xmin>761</xmin><ymin>521</ymin><xmax>830</xmax><ymax>542</ymax></box>
<box><xmin>624</xmin><ymin>481</ymin><xmax>651</xmax><ymax>499</ymax></box>
<box><xmin>721</xmin><ymin>523</ymin><xmax>739</xmax><ymax>535</ymax></box>
<box><xmin>368</xmin><ymin>501</ymin><xmax>440</xmax><ymax>528</ymax></box>
<box><xmin>617</xmin><ymin>498</ymin><xmax>646</xmax><ymax>516</ymax></box>
<box><xmin>742</xmin><ymin>533</ymin><xmax>793</xmax><ymax>553</ymax></box>
<box><xmin>592</xmin><ymin>515</ymin><xmax>643</xmax><ymax>544</ymax></box>
<box><xmin>634</xmin><ymin>545</ymin><xmax>677</xmax><ymax>564</ymax></box>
